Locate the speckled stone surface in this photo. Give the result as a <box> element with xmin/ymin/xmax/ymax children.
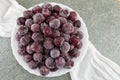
<box><xmin>0</xmin><ymin>0</ymin><xmax>120</xmax><ymax>80</ymax></box>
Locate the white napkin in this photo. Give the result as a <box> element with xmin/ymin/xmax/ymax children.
<box><xmin>0</xmin><ymin>0</ymin><xmax>120</xmax><ymax>80</ymax></box>
<box><xmin>70</xmin><ymin>42</ymin><xmax>120</xmax><ymax>80</ymax></box>
<box><xmin>0</xmin><ymin>0</ymin><xmax>25</xmax><ymax>37</ymax></box>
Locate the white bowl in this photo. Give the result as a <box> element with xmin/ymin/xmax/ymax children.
<box><xmin>11</xmin><ymin>2</ymin><xmax>89</xmax><ymax>77</ymax></box>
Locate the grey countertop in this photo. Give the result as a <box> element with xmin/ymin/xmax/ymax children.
<box><xmin>0</xmin><ymin>0</ymin><xmax>120</xmax><ymax>80</ymax></box>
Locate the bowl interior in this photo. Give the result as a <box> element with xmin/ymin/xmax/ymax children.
<box><xmin>11</xmin><ymin>2</ymin><xmax>89</xmax><ymax>77</ymax></box>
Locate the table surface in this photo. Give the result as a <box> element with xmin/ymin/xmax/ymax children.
<box><xmin>0</xmin><ymin>0</ymin><xmax>120</xmax><ymax>80</ymax></box>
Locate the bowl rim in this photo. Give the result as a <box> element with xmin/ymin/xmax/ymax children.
<box><xmin>11</xmin><ymin>2</ymin><xmax>89</xmax><ymax>77</ymax></box>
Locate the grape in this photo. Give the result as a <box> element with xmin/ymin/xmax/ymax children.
<box><xmin>43</xmin><ymin>38</ymin><xmax>54</xmax><ymax>49</ymax></box>
<box><xmin>55</xmin><ymin>57</ymin><xmax>65</xmax><ymax>68</ymax></box>
<box><xmin>17</xmin><ymin>17</ymin><xmax>26</xmax><ymax>25</ymax></box>
<box><xmin>70</xmin><ymin>45</ymin><xmax>74</xmax><ymax>51</ymax></box>
<box><xmin>58</xmin><ymin>17</ymin><xmax>67</xmax><ymax>24</ymax></box>
<box><xmin>25</xmin><ymin>19</ymin><xmax>34</xmax><ymax>28</ymax></box>
<box><xmin>33</xmin><ymin>53</ymin><xmax>43</xmax><ymax>62</ymax></box>
<box><xmin>50</xmin><ymin>48</ymin><xmax>60</xmax><ymax>58</ymax></box>
<box><xmin>65</xmin><ymin>60</ymin><xmax>74</xmax><ymax>68</ymax></box>
<box><xmin>62</xmin><ymin>53</ymin><xmax>71</xmax><ymax>61</ymax></box>
<box><xmin>74</xmin><ymin>20</ymin><xmax>81</xmax><ymax>28</ymax></box>
<box><xmin>15</xmin><ymin>32</ymin><xmax>22</xmax><ymax>41</ymax></box>
<box><xmin>52</xmin><ymin>30</ymin><xmax>60</xmax><ymax>38</ymax></box>
<box><xmin>28</xmin><ymin>60</ymin><xmax>38</xmax><ymax>69</ymax></box>
<box><xmin>53</xmin><ymin>5</ymin><xmax>61</xmax><ymax>12</ymax></box>
<box><xmin>32</xmin><ymin>6</ymin><xmax>42</xmax><ymax>13</ymax></box>
<box><xmin>45</xmin><ymin>57</ymin><xmax>55</xmax><ymax>69</ymax></box>
<box><xmin>61</xmin><ymin>33</ymin><xmax>70</xmax><ymax>41</ymax></box>
<box><xmin>70</xmin><ymin>35</ymin><xmax>80</xmax><ymax>46</ymax></box>
<box><xmin>68</xmin><ymin>11</ymin><xmax>77</xmax><ymax>21</ymax></box>
<box><xmin>23</xmin><ymin>10</ymin><xmax>33</xmax><ymax>19</ymax></box>
<box><xmin>42</xmin><ymin>8</ymin><xmax>51</xmax><ymax>17</ymax></box>
<box><xmin>31</xmin><ymin>42</ymin><xmax>43</xmax><ymax>52</ymax></box>
<box><xmin>32</xmin><ymin>33</ymin><xmax>43</xmax><ymax>42</ymax></box>
<box><xmin>76</xmin><ymin>31</ymin><xmax>83</xmax><ymax>40</ymax></box>
<box><xmin>62</xmin><ymin>23</ymin><xmax>74</xmax><ymax>34</ymax></box>
<box><xmin>23</xmin><ymin>54</ymin><xmax>32</xmax><ymax>62</ymax></box>
<box><xmin>43</xmin><ymin>26</ymin><xmax>52</xmax><ymax>36</ymax></box>
<box><xmin>76</xmin><ymin>41</ymin><xmax>82</xmax><ymax>49</ymax></box>
<box><xmin>54</xmin><ymin>37</ymin><xmax>65</xmax><ymax>46</ymax></box>
<box><xmin>60</xmin><ymin>42</ymin><xmax>70</xmax><ymax>53</ymax></box>
<box><xmin>49</xmin><ymin>19</ymin><xmax>60</xmax><ymax>29</ymax></box>
<box><xmin>40</xmin><ymin>66</ymin><xmax>50</xmax><ymax>76</ymax></box>
<box><xmin>59</xmin><ymin>9</ymin><xmax>69</xmax><ymax>18</ymax></box>
<box><xmin>26</xmin><ymin>44</ymin><xmax>34</xmax><ymax>54</ymax></box>
<box><xmin>33</xmin><ymin>13</ymin><xmax>45</xmax><ymax>24</ymax></box>
<box><xmin>18</xmin><ymin>25</ymin><xmax>28</xmax><ymax>35</ymax></box>
<box><xmin>69</xmin><ymin>48</ymin><xmax>80</xmax><ymax>58</ymax></box>
<box><xmin>18</xmin><ymin>47</ymin><xmax>26</xmax><ymax>55</ymax></box>
<box><xmin>31</xmin><ymin>24</ymin><xmax>40</xmax><ymax>32</ymax></box>
<box><xmin>42</xmin><ymin>3</ymin><xmax>52</xmax><ymax>10</ymax></box>
<box><xmin>20</xmin><ymin>35</ymin><xmax>30</xmax><ymax>46</ymax></box>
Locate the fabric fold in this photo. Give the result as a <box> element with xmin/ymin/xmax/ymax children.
<box><xmin>70</xmin><ymin>42</ymin><xmax>120</xmax><ymax>80</ymax></box>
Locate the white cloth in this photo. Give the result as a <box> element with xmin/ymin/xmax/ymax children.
<box><xmin>70</xmin><ymin>42</ymin><xmax>120</xmax><ymax>80</ymax></box>
<box><xmin>0</xmin><ymin>0</ymin><xmax>120</xmax><ymax>80</ymax></box>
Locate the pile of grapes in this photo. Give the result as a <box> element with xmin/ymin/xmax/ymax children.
<box><xmin>16</xmin><ymin>3</ymin><xmax>83</xmax><ymax>76</ymax></box>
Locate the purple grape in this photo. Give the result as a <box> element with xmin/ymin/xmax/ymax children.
<box><xmin>31</xmin><ymin>24</ymin><xmax>40</xmax><ymax>32</ymax></box>
<box><xmin>32</xmin><ymin>6</ymin><xmax>42</xmax><ymax>13</ymax></box>
<box><xmin>65</xmin><ymin>60</ymin><xmax>74</xmax><ymax>68</ymax></box>
<box><xmin>74</xmin><ymin>20</ymin><xmax>81</xmax><ymax>28</ymax></box>
<box><xmin>46</xmin><ymin>16</ymin><xmax>56</xmax><ymax>23</ymax></box>
<box><xmin>23</xmin><ymin>10</ymin><xmax>33</xmax><ymax>19</ymax></box>
<box><xmin>58</xmin><ymin>17</ymin><xmax>67</xmax><ymax>24</ymax></box>
<box><xmin>33</xmin><ymin>53</ymin><xmax>43</xmax><ymax>62</ymax></box>
<box><xmin>59</xmin><ymin>9</ymin><xmax>69</xmax><ymax>18</ymax></box>
<box><xmin>28</xmin><ymin>60</ymin><xmax>38</xmax><ymax>69</ymax></box>
<box><xmin>76</xmin><ymin>41</ymin><xmax>82</xmax><ymax>49</ymax></box>
<box><xmin>50</xmin><ymin>48</ymin><xmax>60</xmax><ymax>58</ymax></box>
<box><xmin>50</xmin><ymin>67</ymin><xmax>58</xmax><ymax>72</ymax></box>
<box><xmin>70</xmin><ymin>35</ymin><xmax>80</xmax><ymax>46</ymax></box>
<box><xmin>26</xmin><ymin>44</ymin><xmax>34</xmax><ymax>54</ymax></box>
<box><xmin>53</xmin><ymin>5</ymin><xmax>61</xmax><ymax>12</ymax></box>
<box><xmin>32</xmin><ymin>33</ymin><xmax>43</xmax><ymax>42</ymax></box>
<box><xmin>62</xmin><ymin>23</ymin><xmax>74</xmax><ymax>34</ymax></box>
<box><xmin>44</xmin><ymin>49</ymin><xmax>50</xmax><ymax>55</ymax></box>
<box><xmin>23</xmin><ymin>54</ymin><xmax>32</xmax><ymax>62</ymax></box>
<box><xmin>20</xmin><ymin>35</ymin><xmax>30</xmax><ymax>46</ymax></box>
<box><xmin>18</xmin><ymin>47</ymin><xmax>26</xmax><ymax>55</ymax></box>
<box><xmin>76</xmin><ymin>31</ymin><xmax>83</xmax><ymax>40</ymax></box>
<box><xmin>17</xmin><ymin>17</ymin><xmax>26</xmax><ymax>25</ymax></box>
<box><xmin>18</xmin><ymin>25</ymin><xmax>28</xmax><ymax>35</ymax></box>
<box><xmin>42</xmin><ymin>8</ymin><xmax>51</xmax><ymax>17</ymax></box>
<box><xmin>69</xmin><ymin>48</ymin><xmax>80</xmax><ymax>58</ymax></box>
<box><xmin>25</xmin><ymin>19</ymin><xmax>34</xmax><ymax>28</ymax></box>
<box><xmin>49</xmin><ymin>19</ymin><xmax>60</xmax><ymax>29</ymax></box>
<box><xmin>42</xmin><ymin>3</ymin><xmax>52</xmax><ymax>10</ymax></box>
<box><xmin>60</xmin><ymin>42</ymin><xmax>70</xmax><ymax>53</ymax></box>
<box><xmin>31</xmin><ymin>42</ymin><xmax>43</xmax><ymax>52</ymax></box>
<box><xmin>61</xmin><ymin>33</ymin><xmax>70</xmax><ymax>41</ymax></box>
<box><xmin>43</xmin><ymin>38</ymin><xmax>54</xmax><ymax>49</ymax></box>
<box><xmin>43</xmin><ymin>26</ymin><xmax>52</xmax><ymax>36</ymax></box>
<box><xmin>40</xmin><ymin>66</ymin><xmax>50</xmax><ymax>76</ymax></box>
<box><xmin>68</xmin><ymin>11</ymin><xmax>77</xmax><ymax>21</ymax></box>
<box><xmin>52</xmin><ymin>30</ymin><xmax>60</xmax><ymax>38</ymax></box>
<box><xmin>45</xmin><ymin>57</ymin><xmax>55</xmax><ymax>69</ymax></box>
<box><xmin>62</xmin><ymin>53</ymin><xmax>71</xmax><ymax>61</ymax></box>
<box><xmin>55</xmin><ymin>57</ymin><xmax>65</xmax><ymax>68</ymax></box>
<box><xmin>15</xmin><ymin>32</ymin><xmax>23</xmax><ymax>41</ymax></box>
<box><xmin>70</xmin><ymin>45</ymin><xmax>74</xmax><ymax>51</ymax></box>
<box><xmin>33</xmin><ymin>13</ymin><xmax>45</xmax><ymax>24</ymax></box>
<box><xmin>54</xmin><ymin>37</ymin><xmax>65</xmax><ymax>46</ymax></box>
